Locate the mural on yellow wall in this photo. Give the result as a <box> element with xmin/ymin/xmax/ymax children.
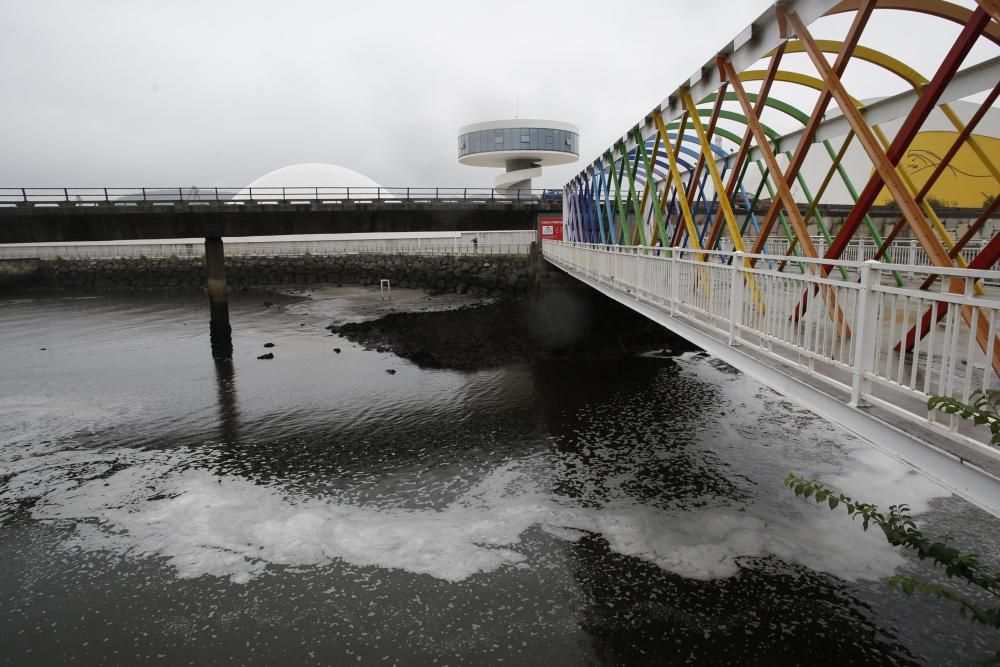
<box><xmin>875</xmin><ymin>131</ymin><xmax>999</xmax><ymax>208</ymax></box>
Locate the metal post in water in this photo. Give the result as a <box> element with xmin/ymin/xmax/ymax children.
<box><xmin>205</xmin><ymin>236</ymin><xmax>233</xmax><ymax>360</ymax></box>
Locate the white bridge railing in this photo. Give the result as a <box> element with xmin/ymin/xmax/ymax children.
<box><xmin>543</xmin><ymin>241</ymin><xmax>1000</xmax><ymax>451</ymax></box>
<box><xmin>722</xmin><ymin>236</ymin><xmax>989</xmax><ymax>269</ymax></box>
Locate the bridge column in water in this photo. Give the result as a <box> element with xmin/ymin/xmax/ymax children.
<box><xmin>204</xmin><ymin>236</ymin><xmax>233</xmax><ymax>359</ymax></box>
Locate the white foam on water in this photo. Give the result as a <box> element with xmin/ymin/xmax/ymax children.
<box><xmin>2</xmin><ymin>355</ymin><xmax>957</xmax><ymax>586</ymax></box>
<box><xmin>7</xmin><ymin>442</ymin><xmax>911</xmax><ymax>585</ymax></box>
<box><xmin>674</xmin><ymin>353</ymin><xmax>952</xmax><ymax>513</ymax></box>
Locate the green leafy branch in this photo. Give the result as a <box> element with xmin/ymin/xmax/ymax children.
<box><xmin>784</xmin><ymin>473</ymin><xmax>1000</xmax><ymax>628</ymax></box>
<box><xmin>889</xmin><ymin>575</ymin><xmax>1000</xmax><ymax>627</ymax></box>
<box><xmin>928</xmin><ymin>389</ymin><xmax>1000</xmax><ymax>445</ymax></box>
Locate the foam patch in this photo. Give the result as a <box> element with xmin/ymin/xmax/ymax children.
<box><xmin>5</xmin><ymin>446</ymin><xmax>908</xmax><ymax>584</ymax></box>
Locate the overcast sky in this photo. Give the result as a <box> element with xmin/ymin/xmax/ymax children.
<box><xmin>1</xmin><ymin>0</ymin><xmax>993</xmax><ymax>191</ymax></box>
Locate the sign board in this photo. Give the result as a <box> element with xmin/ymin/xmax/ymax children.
<box><xmin>537</xmin><ymin>215</ymin><xmax>563</xmax><ymax>242</ymax></box>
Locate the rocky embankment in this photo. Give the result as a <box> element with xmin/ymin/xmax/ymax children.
<box><xmin>16</xmin><ymin>254</ymin><xmax>532</xmax><ymax>298</ymax></box>
<box><xmin>333</xmin><ymin>290</ymin><xmax>696</xmax><ymax>370</ymax></box>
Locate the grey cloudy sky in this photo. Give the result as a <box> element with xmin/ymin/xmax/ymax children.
<box><xmin>1</xmin><ymin>0</ymin><xmax>993</xmax><ymax>190</ymax></box>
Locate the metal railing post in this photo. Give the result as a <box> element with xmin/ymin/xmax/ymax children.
<box><xmin>282</xmin><ymin>187</ymin><xmax>286</xmax><ymax>201</ymax></box>
<box><xmin>142</xmin><ymin>187</ymin><xmax>147</xmax><ymax>202</ymax></box>
<box><xmin>21</xmin><ymin>188</ymin><xmax>27</xmax><ymax>203</ymax></box>
<box><xmin>728</xmin><ymin>251</ymin><xmax>745</xmax><ymax>346</ymax></box>
<box><xmin>215</xmin><ymin>187</ymin><xmax>220</xmax><ymax>201</ymax></box>
<box><xmin>315</xmin><ymin>186</ymin><xmax>319</xmax><ymax>201</ymax></box>
<box><xmin>177</xmin><ymin>187</ymin><xmax>182</xmax><ymax>202</ymax></box>
<box><xmin>850</xmin><ymin>260</ymin><xmax>880</xmax><ymax>407</ymax></box>
<box><xmin>248</xmin><ymin>187</ymin><xmax>253</xmax><ymax>201</ymax></box>
<box><xmin>670</xmin><ymin>246</ymin><xmax>681</xmax><ymax>316</ymax></box>
<box><xmin>347</xmin><ymin>187</ymin><xmax>350</xmax><ymax>200</ymax></box>
<box><xmin>105</xmin><ymin>188</ymin><xmax>110</xmax><ymax>202</ymax></box>
<box><xmin>63</xmin><ymin>188</ymin><xmax>69</xmax><ymax>203</ymax></box>
<box><xmin>377</xmin><ymin>187</ymin><xmax>381</xmax><ymax>200</ymax></box>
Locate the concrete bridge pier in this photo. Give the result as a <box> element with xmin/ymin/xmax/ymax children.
<box><xmin>204</xmin><ymin>236</ymin><xmax>232</xmax><ymax>360</ymax></box>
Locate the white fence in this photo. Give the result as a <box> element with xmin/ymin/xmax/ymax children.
<box><xmin>722</xmin><ymin>236</ymin><xmax>988</xmax><ymax>269</ymax></box>
<box><xmin>0</xmin><ymin>231</ymin><xmax>535</xmax><ymax>260</ymax></box>
<box><xmin>543</xmin><ymin>241</ymin><xmax>1000</xmax><ymax>451</ymax></box>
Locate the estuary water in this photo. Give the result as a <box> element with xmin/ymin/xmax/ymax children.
<box><xmin>1</xmin><ymin>289</ymin><xmax>998</xmax><ymax>665</ymax></box>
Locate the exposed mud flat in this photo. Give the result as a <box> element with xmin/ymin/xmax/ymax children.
<box><xmin>283</xmin><ymin>284</ymin><xmax>486</xmax><ymax>323</ymax></box>
<box><xmin>333</xmin><ymin>288</ymin><xmax>697</xmax><ymax>370</ymax></box>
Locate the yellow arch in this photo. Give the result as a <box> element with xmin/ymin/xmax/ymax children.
<box><xmin>739</xmin><ymin>66</ymin><xmax>967</xmax><ymax>267</ymax></box>
<box><xmin>737</xmin><ymin>39</ymin><xmax>998</xmax><ymax>275</ymax></box>
<box><xmin>740</xmin><ymin>69</ymin><xmax>863</xmax><ymax>108</ymax></box>
<box><xmin>827</xmin><ymin>0</ymin><xmax>1000</xmax><ymax>48</ymax></box>
<box><xmin>780</xmin><ymin>39</ymin><xmax>1000</xmax><ymax>190</ymax></box>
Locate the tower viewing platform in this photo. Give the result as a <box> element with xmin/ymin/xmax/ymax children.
<box><xmin>457</xmin><ymin>119</ymin><xmax>579</xmax><ymax>197</ymax></box>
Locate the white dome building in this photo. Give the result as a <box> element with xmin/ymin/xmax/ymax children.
<box><xmin>236</xmin><ymin>162</ymin><xmax>391</xmax><ymax>201</ymax></box>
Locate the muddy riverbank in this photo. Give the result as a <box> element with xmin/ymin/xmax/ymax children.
<box><xmin>333</xmin><ymin>289</ymin><xmax>696</xmax><ymax>370</ymax></box>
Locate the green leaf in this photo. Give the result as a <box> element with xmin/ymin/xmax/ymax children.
<box><xmin>828</xmin><ymin>496</ymin><xmax>839</xmax><ymax>511</ymax></box>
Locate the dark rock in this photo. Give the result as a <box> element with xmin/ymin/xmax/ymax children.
<box><xmin>335</xmin><ymin>293</ymin><xmax>695</xmax><ymax>371</ymax></box>
<box><xmin>333</xmin><ymin>348</ymin><xmax>341</xmax><ymax>353</ymax></box>
<box><xmin>263</xmin><ymin>342</ymin><xmax>275</xmax><ymax>348</ymax></box>
<box><xmin>263</xmin><ymin>301</ymin><xmax>274</xmax><ymax>308</ymax></box>
<box><xmin>257</xmin><ymin>352</ymin><xmax>274</xmax><ymax>360</ymax></box>
<box><xmin>385</xmin><ymin>369</ymin><xmax>396</xmax><ymax>375</ymax></box>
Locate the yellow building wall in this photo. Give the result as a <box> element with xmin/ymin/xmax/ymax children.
<box><xmin>875</xmin><ymin>131</ymin><xmax>999</xmax><ymax>208</ymax></box>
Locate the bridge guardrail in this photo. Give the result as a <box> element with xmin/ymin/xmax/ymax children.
<box><xmin>725</xmin><ymin>236</ymin><xmax>989</xmax><ymax>271</ymax></box>
<box><xmin>543</xmin><ymin>241</ymin><xmax>1000</xmax><ymax>452</ymax></box>
<box><xmin>0</xmin><ymin>187</ymin><xmax>564</xmax><ymax>205</ymax></box>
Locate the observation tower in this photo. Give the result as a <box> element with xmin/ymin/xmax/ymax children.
<box><xmin>457</xmin><ymin>119</ymin><xmax>579</xmax><ymax>196</ymax></box>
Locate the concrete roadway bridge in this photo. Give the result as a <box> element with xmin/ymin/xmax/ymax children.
<box><xmin>550</xmin><ymin>0</ymin><xmax>1000</xmax><ymax>516</ymax></box>
<box><xmin>0</xmin><ymin>187</ymin><xmax>557</xmax><ymax>244</ymax></box>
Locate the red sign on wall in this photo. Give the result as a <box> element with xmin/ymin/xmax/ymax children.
<box><xmin>538</xmin><ymin>215</ymin><xmax>563</xmax><ymax>242</ymax></box>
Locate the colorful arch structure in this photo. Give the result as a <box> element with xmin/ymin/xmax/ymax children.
<box><xmin>563</xmin><ymin>0</ymin><xmax>1000</xmax><ymax>374</ymax></box>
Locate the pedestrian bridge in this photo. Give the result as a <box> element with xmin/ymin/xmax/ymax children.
<box><xmin>552</xmin><ymin>0</ymin><xmax>1000</xmax><ymax>515</ymax></box>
